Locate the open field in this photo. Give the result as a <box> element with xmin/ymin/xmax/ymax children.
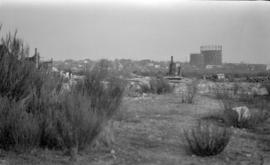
<box><xmin>1</xmin><ymin>3</ymin><xmax>270</xmax><ymax>164</ymax></box>
<box><xmin>1</xmin><ymin>92</ymin><xmax>270</xmax><ymax>165</ymax></box>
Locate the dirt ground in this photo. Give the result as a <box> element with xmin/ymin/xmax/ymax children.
<box><xmin>1</xmin><ymin>93</ymin><xmax>270</xmax><ymax>165</ymax></box>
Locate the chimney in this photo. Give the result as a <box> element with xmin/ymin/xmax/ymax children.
<box><xmin>35</xmin><ymin>48</ymin><xmax>37</xmax><ymax>56</ymax></box>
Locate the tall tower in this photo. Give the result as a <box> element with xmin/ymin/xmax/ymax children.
<box><xmin>200</xmin><ymin>45</ymin><xmax>222</xmax><ymax>66</ymax></box>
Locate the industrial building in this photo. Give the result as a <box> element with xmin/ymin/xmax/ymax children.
<box><xmin>190</xmin><ymin>45</ymin><xmax>222</xmax><ymax>68</ymax></box>
<box><xmin>190</xmin><ymin>53</ymin><xmax>204</xmax><ymax>68</ymax></box>
<box><xmin>200</xmin><ymin>45</ymin><xmax>222</xmax><ymax>66</ymax></box>
<box><xmin>168</xmin><ymin>56</ymin><xmax>182</xmax><ymax>76</ymax></box>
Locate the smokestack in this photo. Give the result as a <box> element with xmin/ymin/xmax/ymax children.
<box><xmin>35</xmin><ymin>48</ymin><xmax>37</xmax><ymax>56</ymax></box>
<box><xmin>171</xmin><ymin>56</ymin><xmax>173</xmax><ymax>63</ymax></box>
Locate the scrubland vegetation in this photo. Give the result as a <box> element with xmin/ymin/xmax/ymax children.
<box><xmin>0</xmin><ymin>28</ymin><xmax>270</xmax><ymax>165</ymax></box>
<box><xmin>0</xmin><ymin>29</ymin><xmax>124</xmax><ymax>160</ymax></box>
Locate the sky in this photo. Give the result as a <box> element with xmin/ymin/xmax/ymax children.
<box><xmin>0</xmin><ymin>0</ymin><xmax>270</xmax><ymax>64</ymax></box>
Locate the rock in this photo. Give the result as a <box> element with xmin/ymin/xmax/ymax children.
<box><xmin>246</xmin><ymin>153</ymin><xmax>252</xmax><ymax>157</ymax></box>
<box><xmin>110</xmin><ymin>149</ymin><xmax>115</xmax><ymax>154</ymax></box>
<box><xmin>232</xmin><ymin>106</ymin><xmax>250</xmax><ymax>121</ymax></box>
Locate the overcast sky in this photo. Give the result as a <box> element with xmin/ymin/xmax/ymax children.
<box><xmin>0</xmin><ymin>1</ymin><xmax>269</xmax><ymax>64</ymax></box>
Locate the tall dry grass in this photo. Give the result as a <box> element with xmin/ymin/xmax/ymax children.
<box><xmin>0</xmin><ymin>29</ymin><xmax>125</xmax><ymax>160</ymax></box>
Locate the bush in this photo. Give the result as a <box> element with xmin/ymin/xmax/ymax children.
<box><xmin>181</xmin><ymin>80</ymin><xmax>198</xmax><ymax>104</ymax></box>
<box><xmin>0</xmin><ymin>28</ymin><xmax>124</xmax><ymax>158</ymax></box>
<box><xmin>141</xmin><ymin>84</ymin><xmax>152</xmax><ymax>94</ymax></box>
<box><xmin>0</xmin><ymin>29</ymin><xmax>42</xmax><ymax>151</ymax></box>
<box><xmin>54</xmin><ymin>63</ymin><xmax>125</xmax><ymax>160</ymax></box>
<box><xmin>0</xmin><ymin>31</ymin><xmax>37</xmax><ymax>101</ymax></box>
<box><xmin>31</xmin><ymin>72</ymin><xmax>65</xmax><ymax>149</ymax></box>
<box><xmin>184</xmin><ymin>121</ymin><xmax>231</xmax><ymax>156</ymax></box>
<box><xmin>149</xmin><ymin>77</ymin><xmax>172</xmax><ymax>94</ymax></box>
<box><xmin>0</xmin><ymin>97</ymin><xmax>40</xmax><ymax>151</ymax></box>
<box><xmin>56</xmin><ymin>91</ymin><xmax>103</xmax><ymax>154</ymax></box>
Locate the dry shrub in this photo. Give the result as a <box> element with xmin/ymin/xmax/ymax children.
<box><xmin>0</xmin><ymin>29</ymin><xmax>41</xmax><ymax>151</ymax></box>
<box><xmin>53</xmin><ymin>63</ymin><xmax>124</xmax><ymax>159</ymax></box>
<box><xmin>141</xmin><ymin>84</ymin><xmax>152</xmax><ymax>94</ymax></box>
<box><xmin>0</xmin><ymin>32</ymin><xmax>36</xmax><ymax>101</ymax></box>
<box><xmin>0</xmin><ymin>97</ymin><xmax>40</xmax><ymax>151</ymax></box>
<box><xmin>184</xmin><ymin>121</ymin><xmax>231</xmax><ymax>156</ymax></box>
<box><xmin>150</xmin><ymin>77</ymin><xmax>172</xmax><ymax>94</ymax></box>
<box><xmin>0</xmin><ymin>29</ymin><xmax>124</xmax><ymax>157</ymax></box>
<box><xmin>56</xmin><ymin>92</ymin><xmax>103</xmax><ymax>152</ymax></box>
<box><xmin>181</xmin><ymin>80</ymin><xmax>198</xmax><ymax>104</ymax></box>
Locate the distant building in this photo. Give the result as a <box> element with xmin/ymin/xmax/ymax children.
<box><xmin>25</xmin><ymin>48</ymin><xmax>53</xmax><ymax>70</ymax></box>
<box><xmin>190</xmin><ymin>53</ymin><xmax>204</xmax><ymax>68</ymax></box>
<box><xmin>189</xmin><ymin>45</ymin><xmax>222</xmax><ymax>68</ymax></box>
<box><xmin>200</xmin><ymin>45</ymin><xmax>222</xmax><ymax>66</ymax></box>
<box><xmin>25</xmin><ymin>48</ymin><xmax>40</xmax><ymax>68</ymax></box>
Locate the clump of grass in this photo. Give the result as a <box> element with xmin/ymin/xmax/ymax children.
<box><xmin>181</xmin><ymin>80</ymin><xmax>198</xmax><ymax>104</ymax></box>
<box><xmin>184</xmin><ymin>121</ymin><xmax>231</xmax><ymax>156</ymax></box>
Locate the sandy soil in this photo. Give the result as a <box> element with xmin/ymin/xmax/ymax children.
<box><xmin>1</xmin><ymin>93</ymin><xmax>270</xmax><ymax>165</ymax></box>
